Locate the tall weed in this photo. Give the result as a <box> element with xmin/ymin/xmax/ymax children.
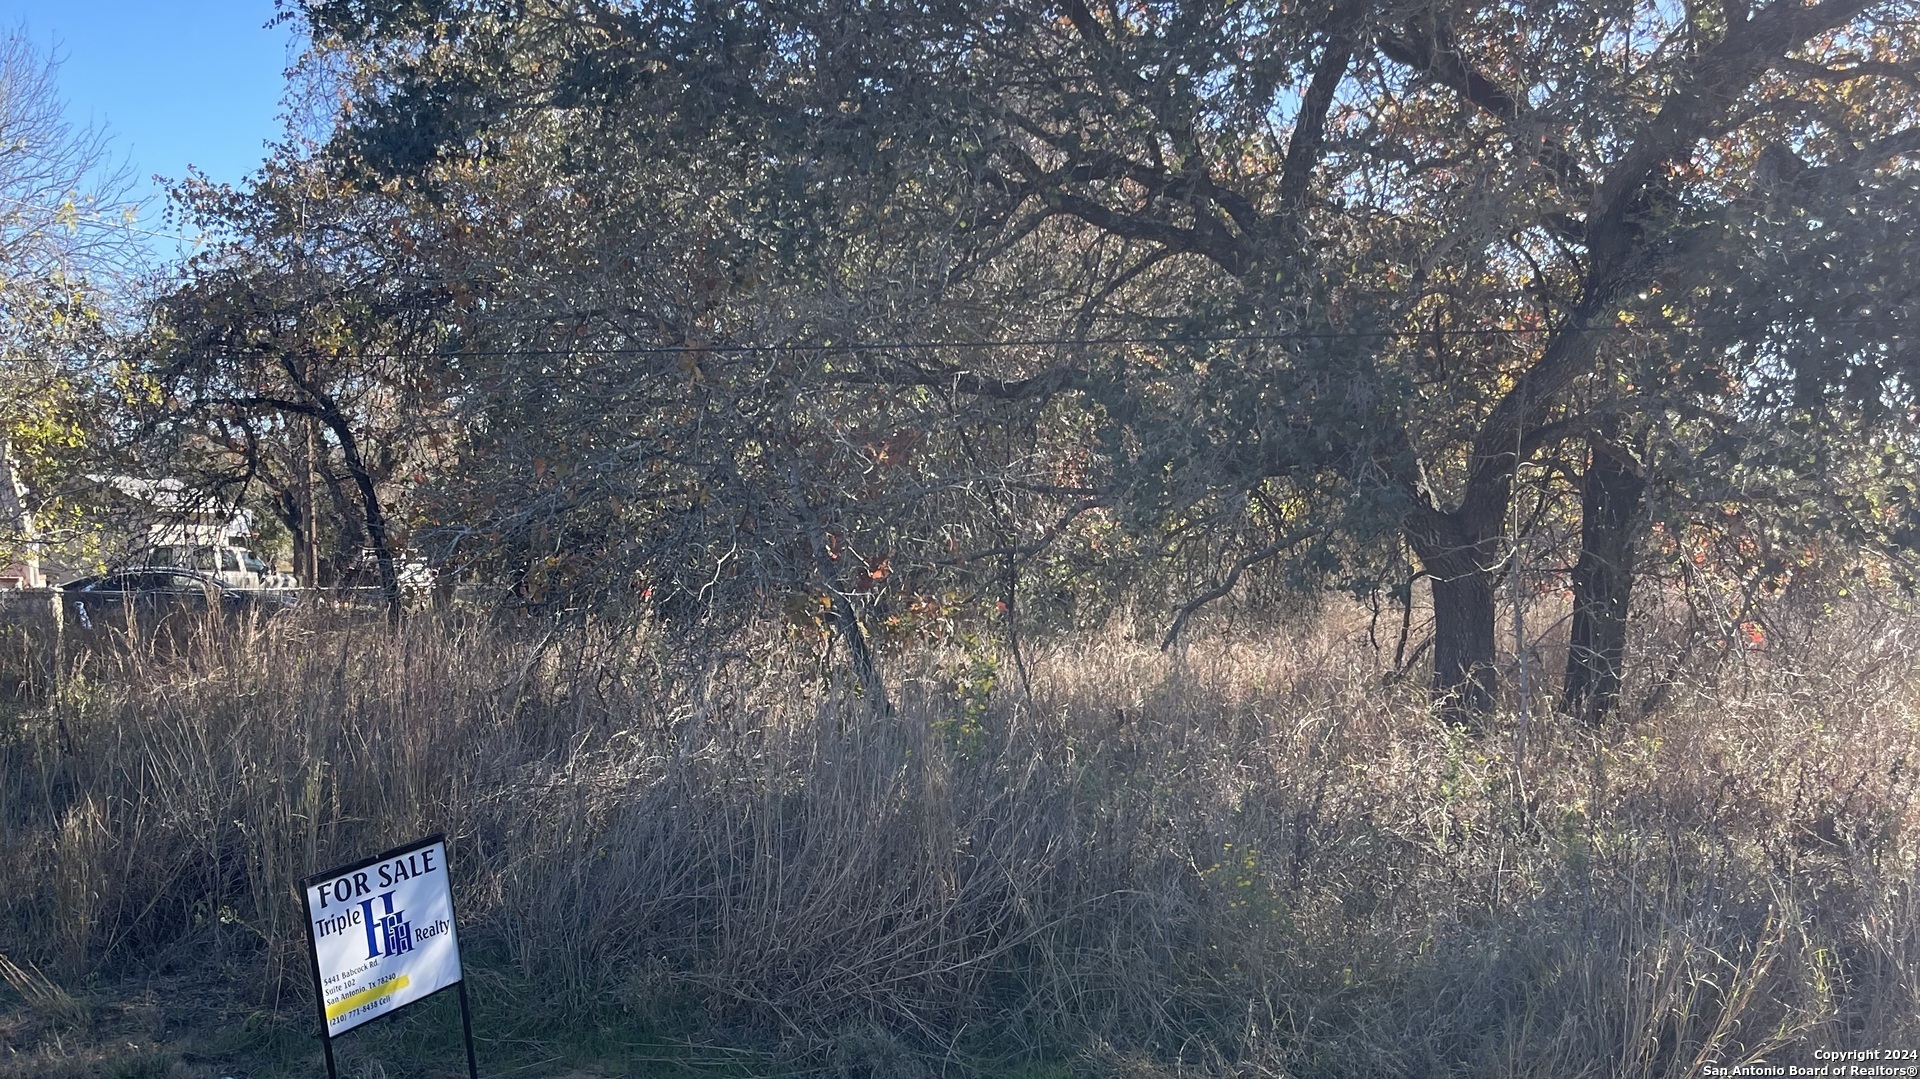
<box><xmin>0</xmin><ymin>604</ymin><xmax>1912</xmax><ymax>1075</ymax></box>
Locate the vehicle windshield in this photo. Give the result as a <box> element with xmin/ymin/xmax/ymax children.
<box><xmin>89</xmin><ymin>572</ymin><xmax>204</xmax><ymax>591</ymax></box>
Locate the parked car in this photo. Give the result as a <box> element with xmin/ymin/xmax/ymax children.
<box><xmin>61</xmin><ymin>568</ymin><xmax>294</xmax><ymax>630</ymax></box>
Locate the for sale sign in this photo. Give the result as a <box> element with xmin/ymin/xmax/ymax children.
<box><xmin>300</xmin><ymin>834</ymin><xmax>463</xmax><ymax>1038</ymax></box>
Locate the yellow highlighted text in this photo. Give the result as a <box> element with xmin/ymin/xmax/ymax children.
<box><xmin>325</xmin><ymin>975</ymin><xmax>410</xmax><ymax>1020</ymax></box>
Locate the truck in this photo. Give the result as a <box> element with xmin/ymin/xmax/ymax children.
<box><xmin>138</xmin><ymin>542</ymin><xmax>297</xmax><ymax>590</ymax></box>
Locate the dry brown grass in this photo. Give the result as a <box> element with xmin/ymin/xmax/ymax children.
<box><xmin>0</xmin><ymin>600</ymin><xmax>1914</xmax><ymax>1076</ymax></box>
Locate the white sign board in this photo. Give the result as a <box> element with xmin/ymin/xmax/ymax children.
<box><xmin>301</xmin><ymin>835</ymin><xmax>463</xmax><ymax>1037</ymax></box>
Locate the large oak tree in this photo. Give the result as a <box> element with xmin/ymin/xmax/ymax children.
<box><xmin>289</xmin><ymin>0</ymin><xmax>1920</xmax><ymax>715</ymax></box>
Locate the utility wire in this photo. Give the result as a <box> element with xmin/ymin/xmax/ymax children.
<box><xmin>167</xmin><ymin>316</ymin><xmax>1914</xmax><ymax>363</ymax></box>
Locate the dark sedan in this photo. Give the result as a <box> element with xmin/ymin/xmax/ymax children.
<box><xmin>61</xmin><ymin>569</ymin><xmax>290</xmax><ymax>631</ymax></box>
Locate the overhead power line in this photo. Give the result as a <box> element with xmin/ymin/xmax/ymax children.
<box><xmin>169</xmin><ymin>315</ymin><xmax>1913</xmax><ymax>363</ymax></box>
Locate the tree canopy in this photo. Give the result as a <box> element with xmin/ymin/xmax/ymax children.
<box><xmin>0</xmin><ymin>30</ymin><xmax>143</xmax><ymax>579</ymax></box>
<box><xmin>119</xmin><ymin>0</ymin><xmax>1920</xmax><ymax>717</ymax></box>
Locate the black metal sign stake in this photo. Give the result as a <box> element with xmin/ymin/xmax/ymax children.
<box><xmin>458</xmin><ymin>978</ymin><xmax>479</xmax><ymax>1079</ymax></box>
<box><xmin>300</xmin><ymin>877</ymin><xmax>340</xmax><ymax>1079</ymax></box>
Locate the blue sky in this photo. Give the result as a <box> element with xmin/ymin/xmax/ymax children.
<box><xmin>0</xmin><ymin>1</ymin><xmax>300</xmax><ymax>258</ymax></box>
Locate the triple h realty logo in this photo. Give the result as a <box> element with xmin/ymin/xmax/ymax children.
<box><xmin>302</xmin><ymin>835</ymin><xmax>463</xmax><ymax>1037</ymax></box>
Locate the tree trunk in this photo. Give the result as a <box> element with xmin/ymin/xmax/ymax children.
<box><xmin>332</xmin><ymin>425</ymin><xmax>402</xmax><ymax>626</ymax></box>
<box><xmin>1407</xmin><ymin>519</ymin><xmax>1499</xmax><ymax>723</ymax></box>
<box><xmin>317</xmin><ymin>461</ymin><xmax>363</xmax><ymax>583</ymax></box>
<box><xmin>788</xmin><ymin>466</ymin><xmax>889</xmax><ymax>713</ymax></box>
<box><xmin>1561</xmin><ymin>432</ymin><xmax>1645</xmax><ymax>725</ymax></box>
<box><xmin>0</xmin><ymin>438</ymin><xmax>40</xmax><ymax>588</ymax></box>
<box><xmin>299</xmin><ymin>417</ymin><xmax>320</xmax><ymax>586</ymax></box>
<box><xmin>1429</xmin><ymin>560</ymin><xmax>1497</xmax><ymax>720</ymax></box>
<box><xmin>277</xmin><ymin>354</ymin><xmax>397</xmax><ymax>618</ymax></box>
<box><xmin>309</xmin><ymin>404</ymin><xmax>401</xmax><ymax>624</ymax></box>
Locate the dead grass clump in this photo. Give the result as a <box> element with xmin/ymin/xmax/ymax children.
<box><xmin>0</xmin><ymin>604</ymin><xmax>1913</xmax><ymax>1076</ymax></box>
